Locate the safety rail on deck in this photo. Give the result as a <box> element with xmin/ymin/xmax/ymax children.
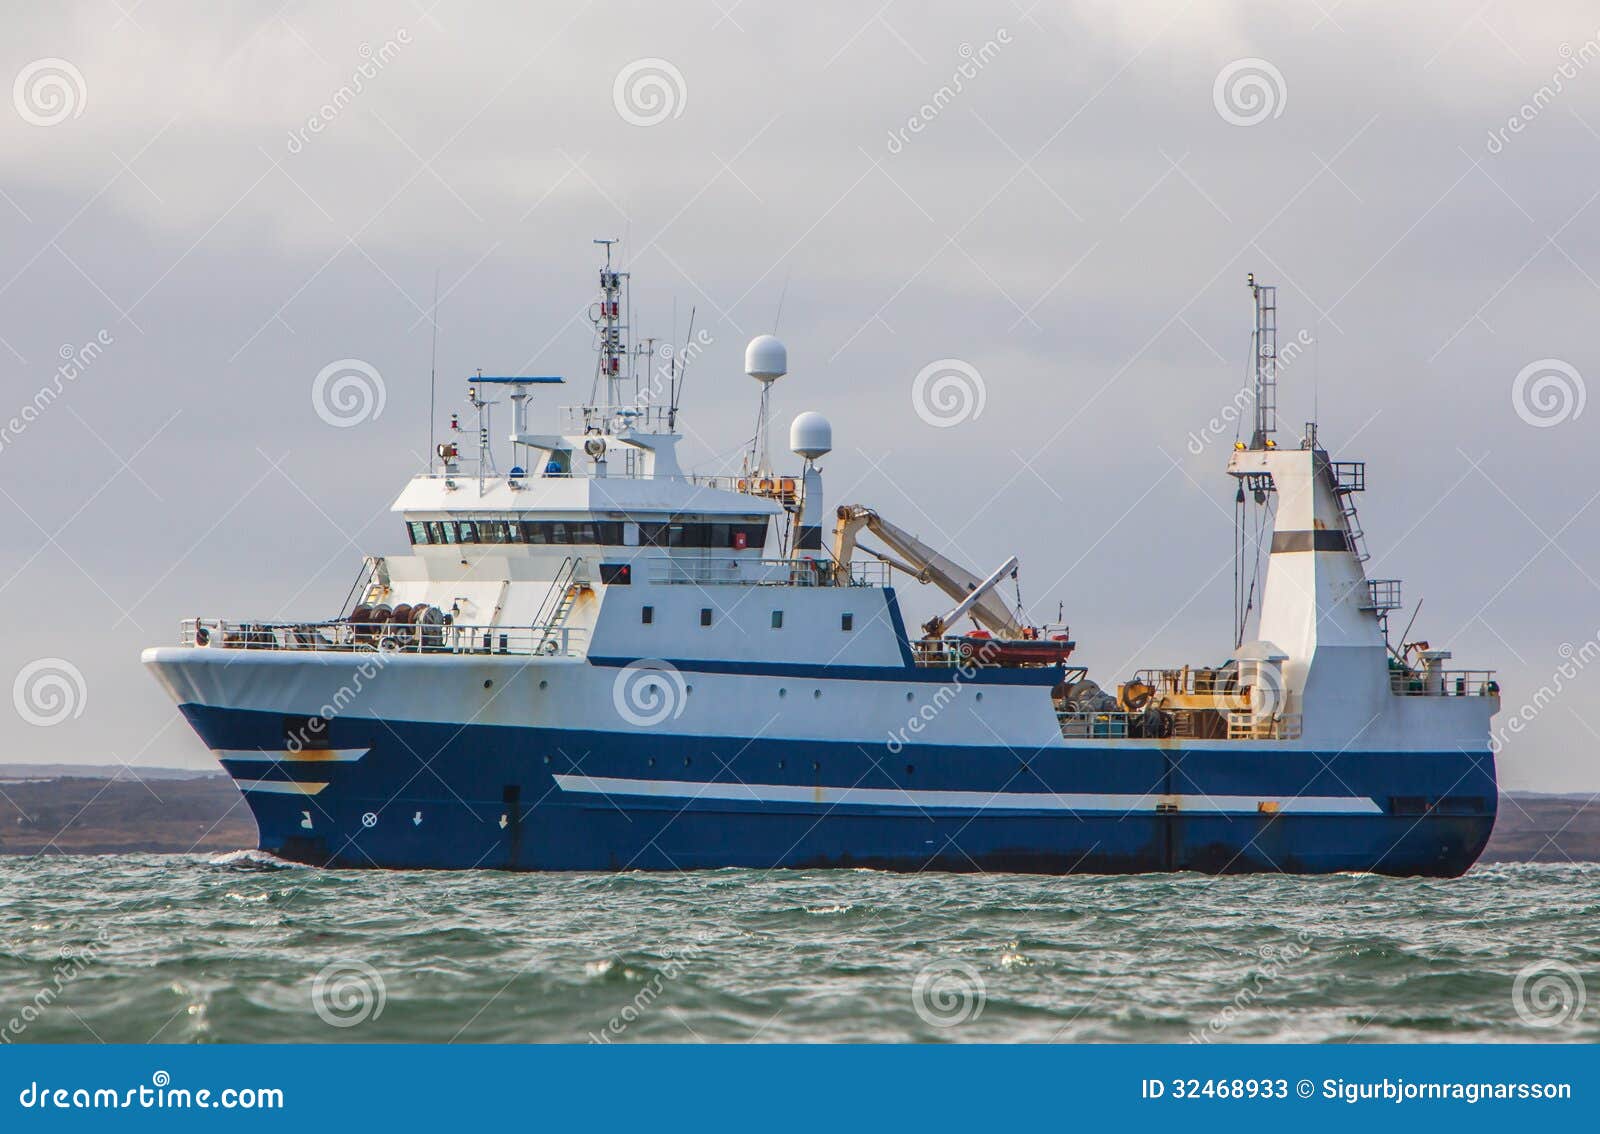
<box><xmin>1133</xmin><ymin>666</ymin><xmax>1235</xmax><ymax>696</ymax></box>
<box><xmin>1057</xmin><ymin>711</ymin><xmax>1147</xmax><ymax>739</ymax></box>
<box><xmin>1389</xmin><ymin>670</ymin><xmax>1498</xmax><ymax>697</ymax></box>
<box><xmin>179</xmin><ymin>619</ymin><xmax>585</xmax><ymax>657</ymax></box>
<box><xmin>646</xmin><ymin>558</ymin><xmax>888</xmax><ymax>587</ymax></box>
<box><xmin>1057</xmin><ymin>709</ymin><xmax>1302</xmax><ymax>741</ymax></box>
<box><xmin>1226</xmin><ymin>713</ymin><xmax>1303</xmax><ymax>740</ymax></box>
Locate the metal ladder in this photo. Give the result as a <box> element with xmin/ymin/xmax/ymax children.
<box><xmin>1333</xmin><ymin>477</ymin><xmax>1370</xmax><ymax>563</ymax></box>
<box><xmin>534</xmin><ymin>557</ymin><xmax>583</xmax><ymax>653</ymax></box>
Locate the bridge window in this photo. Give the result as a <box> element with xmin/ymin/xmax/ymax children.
<box><xmin>408</xmin><ymin>522</ymin><xmax>430</xmax><ymax>544</ymax></box>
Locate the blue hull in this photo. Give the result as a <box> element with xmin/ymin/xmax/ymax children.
<box><xmin>182</xmin><ymin>704</ymin><xmax>1497</xmax><ymax>877</ymax></box>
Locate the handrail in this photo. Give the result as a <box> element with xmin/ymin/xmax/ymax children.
<box><xmin>645</xmin><ymin>557</ymin><xmax>887</xmax><ymax>587</ymax></box>
<box><xmin>180</xmin><ymin>619</ymin><xmax>585</xmax><ymax>657</ymax></box>
<box><xmin>1389</xmin><ymin>670</ymin><xmax>1498</xmax><ymax>697</ymax></box>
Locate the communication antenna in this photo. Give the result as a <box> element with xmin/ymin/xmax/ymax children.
<box><xmin>744</xmin><ymin>334</ymin><xmax>788</xmax><ymax>476</ymax></box>
<box><xmin>427</xmin><ymin>269</ymin><xmax>439</xmax><ymax>468</ymax></box>
<box><xmin>1247</xmin><ymin>272</ymin><xmax>1277</xmax><ymax>449</ymax></box>
<box><xmin>592</xmin><ymin>238</ymin><xmax>628</xmax><ymax>410</ymax></box>
<box><xmin>669</xmin><ymin>307</ymin><xmax>696</xmax><ymax>431</ymax></box>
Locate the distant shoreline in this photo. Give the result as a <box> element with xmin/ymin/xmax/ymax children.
<box><xmin>0</xmin><ymin>770</ymin><xmax>1594</xmax><ymax>863</ymax></box>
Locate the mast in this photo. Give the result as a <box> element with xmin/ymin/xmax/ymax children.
<box><xmin>593</xmin><ymin>238</ymin><xmax>628</xmax><ymax>410</ymax></box>
<box><xmin>1247</xmin><ymin>272</ymin><xmax>1277</xmax><ymax>450</ymax></box>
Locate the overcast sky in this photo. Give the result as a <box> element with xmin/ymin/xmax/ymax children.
<box><xmin>3</xmin><ymin>1</ymin><xmax>1599</xmax><ymax>791</ymax></box>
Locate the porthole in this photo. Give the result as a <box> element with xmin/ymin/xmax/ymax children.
<box><xmin>905</xmin><ymin>691</ymin><xmax>914</xmax><ymax>702</ymax></box>
<box><xmin>975</xmin><ymin>691</ymin><xmax>983</xmax><ymax>702</ymax></box>
<box><xmin>812</xmin><ymin>689</ymin><xmax>821</xmax><ymax>700</ymax></box>
<box><xmin>779</xmin><ymin>688</ymin><xmax>787</xmax><ymax>698</ymax></box>
<box><xmin>811</xmin><ymin>761</ymin><xmax>820</xmax><ymax>772</ymax></box>
<box><xmin>483</xmin><ymin>679</ymin><xmax>494</xmax><ymax>689</ymax></box>
<box><xmin>777</xmin><ymin>760</ymin><xmax>786</xmax><ymax>770</ymax></box>
<box><xmin>684</xmin><ymin>756</ymin><xmax>692</xmax><ymax>767</ymax></box>
<box><xmin>905</xmin><ymin>764</ymin><xmax>915</xmax><ymax>775</ymax></box>
<box><xmin>539</xmin><ymin>680</ymin><xmax>548</xmax><ymax>690</ymax></box>
<box><xmin>648</xmin><ymin>757</ymin><xmax>656</xmax><ymax>767</ymax></box>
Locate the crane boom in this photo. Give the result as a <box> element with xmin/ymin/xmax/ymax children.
<box><xmin>831</xmin><ymin>505</ymin><xmax>1026</xmax><ymax>638</ymax></box>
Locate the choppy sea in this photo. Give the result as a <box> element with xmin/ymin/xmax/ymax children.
<box><xmin>1</xmin><ymin>856</ymin><xmax>1595</xmax><ymax>1043</ymax></box>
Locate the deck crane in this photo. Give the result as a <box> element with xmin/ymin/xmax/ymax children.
<box><xmin>830</xmin><ymin>505</ymin><xmax>1026</xmax><ymax>639</ymax></box>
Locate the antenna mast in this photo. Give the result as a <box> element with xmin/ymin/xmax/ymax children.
<box><xmin>593</xmin><ymin>238</ymin><xmax>628</xmax><ymax>410</ymax></box>
<box><xmin>1247</xmin><ymin>273</ymin><xmax>1277</xmax><ymax>449</ymax></box>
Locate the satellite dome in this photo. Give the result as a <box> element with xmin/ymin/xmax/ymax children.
<box><xmin>745</xmin><ymin>335</ymin><xmax>787</xmax><ymax>383</ymax></box>
<box><xmin>790</xmin><ymin>411</ymin><xmax>832</xmax><ymax>461</ymax></box>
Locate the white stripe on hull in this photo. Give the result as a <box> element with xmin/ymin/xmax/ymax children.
<box><xmin>215</xmin><ymin>748</ymin><xmax>369</xmax><ymax>763</ymax></box>
<box><xmin>235</xmin><ymin>779</ymin><xmax>330</xmax><ymax>796</ymax></box>
<box><xmin>552</xmin><ymin>774</ymin><xmax>1382</xmax><ymax>815</ymax></box>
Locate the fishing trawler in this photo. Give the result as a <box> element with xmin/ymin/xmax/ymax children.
<box><xmin>143</xmin><ymin>249</ymin><xmax>1500</xmax><ymax>875</ymax></box>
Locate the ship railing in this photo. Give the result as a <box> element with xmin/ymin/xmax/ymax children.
<box><xmin>1225</xmin><ymin>713</ymin><xmax>1303</xmax><ymax>741</ymax></box>
<box><xmin>645</xmin><ymin>557</ymin><xmax>887</xmax><ymax>587</ymax></box>
<box><xmin>1056</xmin><ymin>711</ymin><xmax>1146</xmax><ymax>739</ymax></box>
<box><xmin>179</xmin><ymin>619</ymin><xmax>586</xmax><ymax>657</ymax></box>
<box><xmin>558</xmin><ymin>404</ymin><xmax>675</xmax><ymax>434</ymax></box>
<box><xmin>1055</xmin><ymin>709</ymin><xmax>1303</xmax><ymax>741</ymax></box>
<box><xmin>1133</xmin><ymin>666</ymin><xmax>1236</xmax><ymax>696</ymax></box>
<box><xmin>1388</xmin><ymin>670</ymin><xmax>1498</xmax><ymax>697</ymax></box>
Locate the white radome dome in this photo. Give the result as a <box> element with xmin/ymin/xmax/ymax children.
<box><xmin>745</xmin><ymin>335</ymin><xmax>788</xmax><ymax>383</ymax></box>
<box><xmin>790</xmin><ymin>411</ymin><xmax>833</xmax><ymax>461</ymax></box>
